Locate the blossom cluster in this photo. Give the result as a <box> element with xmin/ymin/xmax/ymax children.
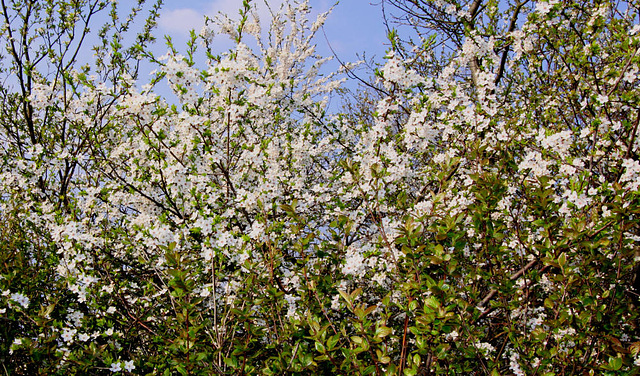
<box><xmin>1</xmin><ymin>0</ymin><xmax>640</xmax><ymax>374</ymax></box>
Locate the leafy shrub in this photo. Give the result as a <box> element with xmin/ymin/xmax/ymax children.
<box><xmin>1</xmin><ymin>0</ymin><xmax>640</xmax><ymax>374</ymax></box>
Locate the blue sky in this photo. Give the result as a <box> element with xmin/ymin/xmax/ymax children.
<box><xmin>156</xmin><ymin>0</ymin><xmax>390</xmax><ymax>67</ymax></box>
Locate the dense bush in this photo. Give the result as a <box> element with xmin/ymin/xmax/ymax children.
<box><xmin>1</xmin><ymin>0</ymin><xmax>640</xmax><ymax>374</ymax></box>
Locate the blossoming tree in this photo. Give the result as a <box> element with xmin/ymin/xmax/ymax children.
<box><xmin>1</xmin><ymin>0</ymin><xmax>640</xmax><ymax>374</ymax></box>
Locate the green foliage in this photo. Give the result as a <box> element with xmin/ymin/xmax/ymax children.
<box><xmin>1</xmin><ymin>0</ymin><xmax>640</xmax><ymax>375</ymax></box>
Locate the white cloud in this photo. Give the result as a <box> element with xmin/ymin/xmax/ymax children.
<box><xmin>205</xmin><ymin>0</ymin><xmax>287</xmax><ymax>23</ymax></box>
<box><xmin>158</xmin><ymin>8</ymin><xmax>206</xmax><ymax>35</ymax></box>
<box><xmin>158</xmin><ymin>0</ymin><xmax>295</xmax><ymax>37</ymax></box>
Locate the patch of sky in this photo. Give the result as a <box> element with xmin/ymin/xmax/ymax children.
<box><xmin>148</xmin><ymin>0</ymin><xmax>392</xmax><ymax>109</ymax></box>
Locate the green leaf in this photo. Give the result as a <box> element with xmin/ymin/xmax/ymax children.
<box><xmin>300</xmin><ymin>353</ymin><xmax>313</xmax><ymax>367</ymax></box>
<box><xmin>558</xmin><ymin>252</ymin><xmax>567</xmax><ymax>268</ymax></box>
<box><xmin>544</xmin><ymin>298</ymin><xmax>555</xmax><ymax>309</ymax></box>
<box><xmin>176</xmin><ymin>365</ymin><xmax>188</xmax><ymax>376</ymax></box>
<box><xmin>425</xmin><ymin>296</ymin><xmax>440</xmax><ymax>309</ymax></box>
<box><xmin>609</xmin><ymin>356</ymin><xmax>622</xmax><ymax>370</ymax></box>
<box><xmin>364</xmin><ymin>305</ymin><xmax>377</xmax><ymax>316</ymax></box>
<box><xmin>224</xmin><ymin>356</ymin><xmax>238</xmax><ymax>368</ymax></box>
<box><xmin>42</xmin><ymin>303</ymin><xmax>56</xmax><ymax>318</ymax></box>
<box><xmin>404</xmin><ymin>367</ymin><xmax>418</xmax><ymax>376</ymax></box>
<box><xmin>363</xmin><ymin>365</ymin><xmax>377</xmax><ymax>375</ymax></box>
<box><xmin>375</xmin><ymin>326</ymin><xmax>392</xmax><ymax>339</ymax></box>
<box><xmin>327</xmin><ymin>334</ymin><xmax>340</xmax><ymax>350</ymax></box>
<box><xmin>338</xmin><ymin>290</ymin><xmax>351</xmax><ymax>306</ymax></box>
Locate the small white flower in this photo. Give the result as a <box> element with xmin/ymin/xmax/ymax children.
<box><xmin>199</xmin><ymin>286</ymin><xmax>211</xmax><ymax>298</ymax></box>
<box><xmin>102</xmin><ymin>284</ymin><xmax>114</xmax><ymax>293</ymax></box>
<box><xmin>535</xmin><ymin>0</ymin><xmax>554</xmax><ymax>15</ymax></box>
<box><xmin>61</xmin><ymin>327</ymin><xmax>76</xmax><ymax>343</ymax></box>
<box><xmin>123</xmin><ymin>360</ymin><xmax>135</xmax><ymax>372</ymax></box>
<box><xmin>445</xmin><ymin>330</ymin><xmax>459</xmax><ymax>341</ymax></box>
<box><xmin>475</xmin><ymin>341</ymin><xmax>496</xmax><ymax>357</ymax></box>
<box><xmin>109</xmin><ymin>362</ymin><xmax>122</xmax><ymax>372</ymax></box>
<box><xmin>106</xmin><ymin>306</ymin><xmax>116</xmax><ymax>314</ymax></box>
<box><xmin>9</xmin><ymin>338</ymin><xmax>22</xmax><ymax>355</ymax></box>
<box><xmin>331</xmin><ymin>294</ymin><xmax>341</xmax><ymax>310</ymax></box>
<box><xmin>10</xmin><ymin>292</ymin><xmax>29</xmax><ymax>309</ymax></box>
<box><xmin>596</xmin><ymin>94</ymin><xmax>609</xmax><ymax>104</ymax></box>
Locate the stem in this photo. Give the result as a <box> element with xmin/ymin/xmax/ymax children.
<box><xmin>398</xmin><ymin>297</ymin><xmax>412</xmax><ymax>375</ymax></box>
